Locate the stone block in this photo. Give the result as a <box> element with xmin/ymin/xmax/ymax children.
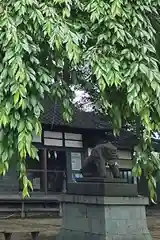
<box><xmin>61</xmin><ymin>194</ymin><xmax>149</xmax><ymax>206</ymax></box>
<box><xmin>57</xmin><ymin>194</ymin><xmax>152</xmax><ymax>240</ymax></box>
<box><xmin>63</xmin><ymin>203</ymin><xmax>87</xmax><ymax>218</ymax></box>
<box><xmin>90</xmin><ymin>218</ymin><xmax>106</xmax><ymax>234</ymax></box>
<box><xmin>67</xmin><ymin>182</ymin><xmax>138</xmax><ymax>197</ymax></box>
<box><xmin>84</xmin><ymin>232</ymin><xmax>110</xmax><ymax>240</ymax></box>
<box><xmin>57</xmin><ymin>230</ymin><xmax>110</xmax><ymax>240</ymax></box>
<box><xmin>57</xmin><ymin>230</ymin><xmax>85</xmax><ymax>240</ymax></box>
<box><xmin>111</xmin><ymin>235</ymin><xmax>125</xmax><ymax>240</ymax></box>
<box><xmin>140</xmin><ymin>207</ymin><xmax>146</xmax><ymax>220</ymax></box>
<box><xmin>63</xmin><ymin>216</ymin><xmax>89</xmax><ymax>232</ymax></box>
<box><xmin>109</xmin><ymin>206</ymin><xmax>131</xmax><ymax>219</ymax></box>
<box><xmin>76</xmin><ymin>177</ymin><xmax>127</xmax><ymax>183</ymax></box>
<box><xmin>106</xmin><ymin>220</ymin><xmax>127</xmax><ymax>235</ymax></box>
<box><xmin>57</xmin><ymin>231</ymin><xmax>152</xmax><ymax>240</ymax></box>
<box><xmin>87</xmin><ymin>205</ymin><xmax>110</xmax><ymax>219</ymax></box>
<box><xmin>130</xmin><ymin>206</ymin><xmax>144</xmax><ymax>219</ymax></box>
<box><xmin>136</xmin><ymin>220</ymin><xmax>149</xmax><ymax>233</ymax></box>
<box><xmin>111</xmin><ymin>234</ymin><xmax>148</xmax><ymax>240</ymax></box>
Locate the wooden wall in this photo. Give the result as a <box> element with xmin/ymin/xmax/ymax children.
<box><xmin>0</xmin><ymin>129</ymin><xmax>134</xmax><ymax>194</ymax></box>
<box><xmin>117</xmin><ymin>150</ymin><xmax>132</xmax><ymax>169</ymax></box>
<box><xmin>0</xmin><ymin>156</ymin><xmax>19</xmax><ymax>193</ymax></box>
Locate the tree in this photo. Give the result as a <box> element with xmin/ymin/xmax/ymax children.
<box><xmin>0</xmin><ymin>0</ymin><xmax>160</xmax><ymax>199</ymax></box>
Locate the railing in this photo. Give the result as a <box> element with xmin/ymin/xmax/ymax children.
<box><xmin>19</xmin><ymin>168</ymin><xmax>138</xmax><ymax>195</ymax></box>
<box><xmin>72</xmin><ymin>168</ymin><xmax>137</xmax><ymax>184</ymax></box>
<box><xmin>120</xmin><ymin>168</ymin><xmax>138</xmax><ymax>184</ymax></box>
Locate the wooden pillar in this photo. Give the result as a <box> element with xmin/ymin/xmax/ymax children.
<box><xmin>4</xmin><ymin>233</ymin><xmax>12</xmax><ymax>240</ymax></box>
<box><xmin>41</xmin><ymin>149</ymin><xmax>48</xmax><ymax>195</ymax></box>
<box><xmin>31</xmin><ymin>232</ymin><xmax>39</xmax><ymax>240</ymax></box>
<box><xmin>66</xmin><ymin>151</ymin><xmax>72</xmax><ymax>183</ymax></box>
<box><xmin>137</xmin><ymin>172</ymin><xmax>149</xmax><ymax>197</ymax></box>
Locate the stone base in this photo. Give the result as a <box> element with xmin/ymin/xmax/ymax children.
<box><xmin>57</xmin><ymin>229</ymin><xmax>151</xmax><ymax>240</ymax></box>
<box><xmin>57</xmin><ymin>194</ymin><xmax>152</xmax><ymax>240</ymax></box>
<box><xmin>67</xmin><ymin>182</ymin><xmax>138</xmax><ymax>197</ymax></box>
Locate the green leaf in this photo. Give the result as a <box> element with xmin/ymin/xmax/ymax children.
<box><xmin>28</xmin><ymin>179</ymin><xmax>33</xmax><ymax>191</ymax></box>
<box><xmin>14</xmin><ymin>92</ymin><xmax>20</xmax><ymax>105</ymax></box>
<box><xmin>5</xmin><ymin>102</ymin><xmax>12</xmax><ymax>115</ymax></box>
<box><xmin>128</xmin><ymin>84</ymin><xmax>135</xmax><ymax>93</ymax></box>
<box><xmin>15</xmin><ymin>112</ymin><xmax>20</xmax><ymax>121</ymax></box>
<box><xmin>34</xmin><ymin>106</ymin><xmax>41</xmax><ymax>118</ymax></box>
<box><xmin>20</xmin><ymin>5</ymin><xmax>26</xmax><ymax>15</ymax></box>
<box><xmin>151</xmin><ymin>81</ymin><xmax>157</xmax><ymax>91</ymax></box>
<box><xmin>130</xmin><ymin>63</ymin><xmax>139</xmax><ymax>77</ymax></box>
<box><xmin>148</xmin><ymin>178</ymin><xmax>157</xmax><ymax>202</ymax></box>
<box><xmin>26</xmin><ymin>141</ymin><xmax>31</xmax><ymax>156</ymax></box>
<box><xmin>63</xmin><ymin>8</ymin><xmax>70</xmax><ymax>18</ymax></box>
<box><xmin>35</xmin><ymin>121</ymin><xmax>42</xmax><ymax>135</ymax></box>
<box><xmin>30</xmin><ymin>146</ymin><xmax>38</xmax><ymax>159</ymax></box>
<box><xmin>30</xmin><ymin>96</ymin><xmax>37</xmax><ymax>107</ymax></box>
<box><xmin>2</xmin><ymin>152</ymin><xmax>8</xmax><ymax>162</ymax></box>
<box><xmin>2</xmin><ymin>115</ymin><xmax>8</xmax><ymax>126</ymax></box>
<box><xmin>26</xmin><ymin>121</ymin><xmax>33</xmax><ymax>131</ymax></box>
<box><xmin>19</xmin><ymin>98</ymin><xmax>25</xmax><ymax>109</ymax></box>
<box><xmin>148</xmin><ymin>70</ymin><xmax>154</xmax><ymax>82</ymax></box>
<box><xmin>14</xmin><ymin>1</ymin><xmax>21</xmax><ymax>11</ymax></box>
<box><xmin>22</xmin><ymin>187</ymin><xmax>29</xmax><ymax>199</ymax></box>
<box><xmin>139</xmin><ymin>64</ymin><xmax>148</xmax><ymax>75</ymax></box>
<box><xmin>151</xmin><ymin>176</ymin><xmax>156</xmax><ymax>188</ymax></box>
<box><xmin>3</xmin><ymin>50</ymin><xmax>14</xmax><ymax>62</ymax></box>
<box><xmin>18</xmin><ymin>131</ymin><xmax>25</xmax><ymax>143</ymax></box>
<box><xmin>132</xmin><ymin>164</ymin><xmax>142</xmax><ymax>177</ymax></box>
<box><xmin>20</xmin><ymin>163</ymin><xmax>26</xmax><ymax>173</ymax></box>
<box><xmin>2</xmin><ymin>168</ymin><xmax>6</xmax><ymax>176</ymax></box>
<box><xmin>22</xmin><ymin>40</ymin><xmax>31</xmax><ymax>53</ymax></box>
<box><xmin>4</xmin><ymin>161</ymin><xmax>9</xmax><ymax>171</ymax></box>
<box><xmin>98</xmin><ymin>78</ymin><xmax>106</xmax><ymax>92</ymax></box>
<box><xmin>10</xmin><ymin>117</ymin><xmax>17</xmax><ymax>129</ymax></box>
<box><xmin>111</xmin><ymin>0</ymin><xmax>121</xmax><ymax>17</ymax></box>
<box><xmin>19</xmin><ymin>85</ymin><xmax>27</xmax><ymax>97</ymax></box>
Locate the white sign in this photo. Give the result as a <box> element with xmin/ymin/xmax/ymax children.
<box><xmin>71</xmin><ymin>152</ymin><xmax>82</xmax><ymax>170</ymax></box>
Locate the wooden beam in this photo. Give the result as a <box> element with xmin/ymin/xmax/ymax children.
<box><xmin>43</xmin><ymin>149</ymin><xmax>48</xmax><ymax>195</ymax></box>
<box><xmin>40</xmin><ymin>149</ymin><xmax>48</xmax><ymax>194</ymax></box>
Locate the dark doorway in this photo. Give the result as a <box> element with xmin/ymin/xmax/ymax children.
<box><xmin>47</xmin><ymin>150</ymin><xmax>67</xmax><ymax>193</ymax></box>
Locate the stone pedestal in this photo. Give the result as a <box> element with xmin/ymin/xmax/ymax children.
<box><xmin>57</xmin><ymin>194</ymin><xmax>152</xmax><ymax>240</ymax></box>
<box><xmin>67</xmin><ymin>178</ymin><xmax>138</xmax><ymax>197</ymax></box>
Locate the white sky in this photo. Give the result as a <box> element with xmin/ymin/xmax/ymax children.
<box><xmin>73</xmin><ymin>90</ymin><xmax>85</xmax><ymax>103</ymax></box>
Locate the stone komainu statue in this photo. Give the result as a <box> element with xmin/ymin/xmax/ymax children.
<box><xmin>80</xmin><ymin>142</ymin><xmax>120</xmax><ymax>178</ymax></box>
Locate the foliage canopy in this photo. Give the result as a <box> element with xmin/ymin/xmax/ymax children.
<box><xmin>0</xmin><ymin>0</ymin><xmax>160</xmax><ymax>198</ymax></box>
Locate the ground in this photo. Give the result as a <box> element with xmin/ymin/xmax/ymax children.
<box><xmin>0</xmin><ymin>213</ymin><xmax>158</xmax><ymax>240</ymax></box>
<box><xmin>147</xmin><ymin>208</ymin><xmax>160</xmax><ymax>240</ymax></box>
<box><xmin>0</xmin><ymin>218</ymin><xmax>60</xmax><ymax>240</ymax></box>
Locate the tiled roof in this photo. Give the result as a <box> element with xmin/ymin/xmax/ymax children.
<box><xmin>111</xmin><ymin>130</ymin><xmax>137</xmax><ymax>149</ymax></box>
<box><xmin>41</xmin><ymin>97</ymin><xmax>112</xmax><ymax>130</ymax></box>
<box><xmin>40</xmin><ymin>97</ymin><xmax>137</xmax><ymax>149</ymax></box>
